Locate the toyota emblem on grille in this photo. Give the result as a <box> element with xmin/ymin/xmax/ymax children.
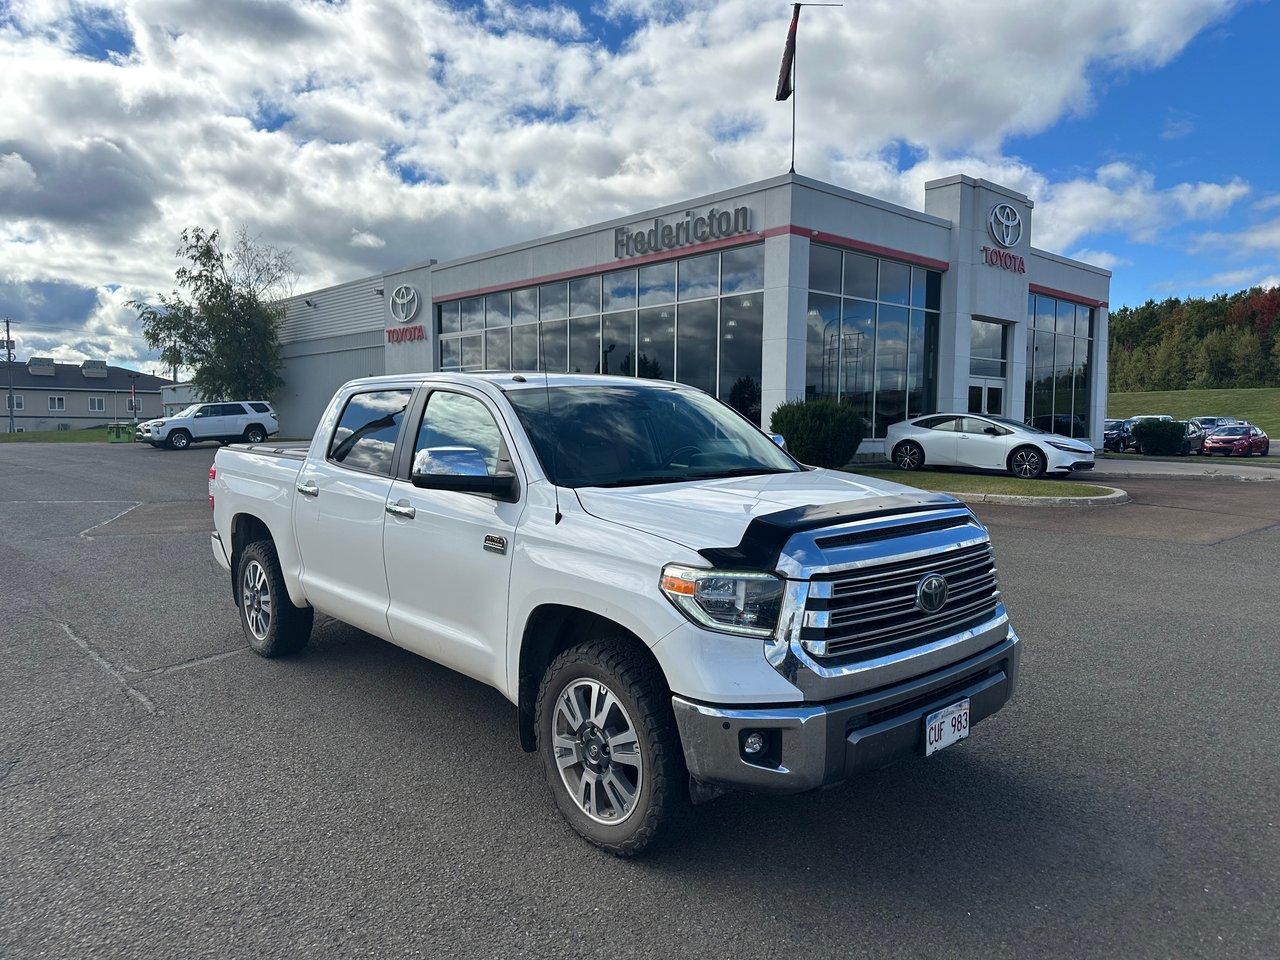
<box><xmin>916</xmin><ymin>573</ymin><xmax>949</xmax><ymax>613</ymax></box>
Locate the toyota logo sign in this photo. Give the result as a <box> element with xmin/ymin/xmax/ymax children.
<box><xmin>390</xmin><ymin>285</ymin><xmax>419</xmax><ymax>323</ymax></box>
<box><xmin>915</xmin><ymin>573</ymin><xmax>950</xmax><ymax>613</ymax></box>
<box><xmin>987</xmin><ymin>203</ymin><xmax>1023</xmax><ymax>248</ymax></box>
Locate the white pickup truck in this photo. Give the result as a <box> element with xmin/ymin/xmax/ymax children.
<box><xmin>210</xmin><ymin>373</ymin><xmax>1021</xmax><ymax>855</ymax></box>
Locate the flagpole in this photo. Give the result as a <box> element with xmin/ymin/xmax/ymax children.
<box><xmin>784</xmin><ymin>2</ymin><xmax>842</xmax><ymax>175</ymax></box>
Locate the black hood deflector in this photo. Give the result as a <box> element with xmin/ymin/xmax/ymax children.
<box><xmin>696</xmin><ymin>491</ymin><xmax>960</xmax><ymax>572</ymax></box>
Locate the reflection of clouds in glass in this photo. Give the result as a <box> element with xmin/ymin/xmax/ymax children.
<box><xmin>344</xmin><ymin>438</ymin><xmax>396</xmax><ymax>471</ymax></box>
<box><xmin>418</xmin><ymin>393</ymin><xmax>502</xmax><ymax>473</ymax></box>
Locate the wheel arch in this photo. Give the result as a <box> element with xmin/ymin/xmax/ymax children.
<box><xmin>516</xmin><ymin>605</ymin><xmax>664</xmax><ymax>753</ymax></box>
<box><xmin>228</xmin><ymin>512</ymin><xmax>308</xmax><ymax>608</ymax></box>
<box><xmin>243</xmin><ymin>422</ymin><xmax>268</xmax><ymax>440</ymax></box>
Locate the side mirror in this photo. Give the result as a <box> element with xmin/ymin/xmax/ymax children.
<box><xmin>411</xmin><ymin>447</ymin><xmax>519</xmax><ymax>502</ymax></box>
<box><xmin>769</xmin><ymin>433</ymin><xmax>787</xmax><ymax>450</ymax></box>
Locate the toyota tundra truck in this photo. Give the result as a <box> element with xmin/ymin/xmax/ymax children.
<box><xmin>209</xmin><ymin>373</ymin><xmax>1021</xmax><ymax>856</ymax></box>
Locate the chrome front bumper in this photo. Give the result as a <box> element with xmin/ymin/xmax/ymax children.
<box><xmin>672</xmin><ymin>627</ymin><xmax>1021</xmax><ymax>794</ymax></box>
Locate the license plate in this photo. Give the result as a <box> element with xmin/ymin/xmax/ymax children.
<box><xmin>924</xmin><ymin>699</ymin><xmax>970</xmax><ymax>756</ymax></box>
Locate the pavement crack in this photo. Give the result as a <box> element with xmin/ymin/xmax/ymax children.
<box><xmin>143</xmin><ymin>648</ymin><xmax>243</xmax><ymax>676</ymax></box>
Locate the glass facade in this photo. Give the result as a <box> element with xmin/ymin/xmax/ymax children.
<box><xmin>436</xmin><ymin>244</ymin><xmax>766</xmax><ymax>422</ymax></box>
<box><xmin>1024</xmin><ymin>293</ymin><xmax>1093</xmax><ymax>439</ymax></box>
<box><xmin>805</xmin><ymin>246</ymin><xmax>941</xmax><ymax>437</ymax></box>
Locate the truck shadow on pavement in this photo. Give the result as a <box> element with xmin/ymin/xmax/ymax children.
<box><xmin>295</xmin><ymin>616</ymin><xmax>1112</xmax><ymax>908</ymax></box>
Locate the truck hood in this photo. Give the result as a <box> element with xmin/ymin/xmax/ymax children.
<box><xmin>574</xmin><ymin>468</ymin><xmax>957</xmax><ymax>554</ymax></box>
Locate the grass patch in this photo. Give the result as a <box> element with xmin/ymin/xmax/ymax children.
<box><xmin>851</xmin><ymin>466</ymin><xmax>1112</xmax><ymax>498</ymax></box>
<box><xmin>1109</xmin><ymin>387</ymin><xmax>1280</xmax><ymax>437</ymax></box>
<box><xmin>0</xmin><ymin>427</ymin><xmax>114</xmax><ymax>443</ymax></box>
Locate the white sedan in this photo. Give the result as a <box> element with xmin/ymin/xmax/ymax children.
<box><xmin>885</xmin><ymin>414</ymin><xmax>1095</xmax><ymax>479</ymax></box>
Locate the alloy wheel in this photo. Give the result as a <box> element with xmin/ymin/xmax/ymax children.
<box><xmin>552</xmin><ymin>678</ymin><xmax>643</xmax><ymax>824</ymax></box>
<box><xmin>241</xmin><ymin>559</ymin><xmax>272</xmax><ymax>641</ymax></box>
<box><xmin>1012</xmin><ymin>450</ymin><xmax>1042</xmax><ymax>478</ymax></box>
<box><xmin>895</xmin><ymin>443</ymin><xmax>921</xmax><ymax>470</ymax></box>
<box><xmin>172</xmin><ymin>433</ymin><xmax>188</xmax><ymax>449</ymax></box>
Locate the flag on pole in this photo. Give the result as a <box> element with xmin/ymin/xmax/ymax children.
<box><xmin>775</xmin><ymin>4</ymin><xmax>801</xmax><ymax>101</ymax></box>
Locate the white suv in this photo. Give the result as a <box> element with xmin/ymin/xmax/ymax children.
<box><xmin>137</xmin><ymin>401</ymin><xmax>279</xmax><ymax>450</ymax></box>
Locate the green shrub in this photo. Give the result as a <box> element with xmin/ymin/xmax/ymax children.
<box><xmin>769</xmin><ymin>399</ymin><xmax>866</xmax><ymax>468</ymax></box>
<box><xmin>1131</xmin><ymin>419</ymin><xmax>1185</xmax><ymax>455</ymax></box>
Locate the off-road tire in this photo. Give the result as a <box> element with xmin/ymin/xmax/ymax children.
<box><xmin>535</xmin><ymin>637</ymin><xmax>688</xmax><ymax>857</ymax></box>
<box><xmin>243</xmin><ymin>425</ymin><xmax>267</xmax><ymax>444</ymax></box>
<box><xmin>236</xmin><ymin>539</ymin><xmax>312</xmax><ymax>658</ymax></box>
<box><xmin>167</xmin><ymin>429</ymin><xmax>192</xmax><ymax>450</ymax></box>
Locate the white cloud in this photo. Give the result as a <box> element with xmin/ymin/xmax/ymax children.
<box><xmin>1068</xmin><ymin>248</ymin><xmax>1132</xmax><ymax>272</ymax></box>
<box><xmin>0</xmin><ymin>0</ymin><xmax>1252</xmax><ymax>364</ymax></box>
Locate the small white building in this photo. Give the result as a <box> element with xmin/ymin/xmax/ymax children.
<box><xmin>1</xmin><ymin>358</ymin><xmax>170</xmax><ymax>432</ymax></box>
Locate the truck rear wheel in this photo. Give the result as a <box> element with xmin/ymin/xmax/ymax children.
<box><xmin>535</xmin><ymin>638</ymin><xmax>687</xmax><ymax>857</ymax></box>
<box><xmin>236</xmin><ymin>539</ymin><xmax>312</xmax><ymax>657</ymax></box>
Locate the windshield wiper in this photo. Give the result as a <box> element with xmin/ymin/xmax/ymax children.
<box><xmin>685</xmin><ymin>467</ymin><xmax>795</xmax><ymax>480</ymax></box>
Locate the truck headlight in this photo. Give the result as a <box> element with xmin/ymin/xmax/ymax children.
<box><xmin>660</xmin><ymin>564</ymin><xmax>784</xmax><ymax>638</ymax></box>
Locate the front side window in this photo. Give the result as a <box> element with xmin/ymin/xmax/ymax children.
<box><xmin>506</xmin><ymin>384</ymin><xmax>799</xmax><ymax>489</ymax></box>
<box><xmin>414</xmin><ymin>391</ymin><xmax>505</xmax><ymax>477</ymax></box>
<box><xmin>328</xmin><ymin>389</ymin><xmax>412</xmax><ymax>475</ymax></box>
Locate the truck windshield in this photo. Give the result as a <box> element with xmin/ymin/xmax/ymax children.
<box><xmin>506</xmin><ymin>385</ymin><xmax>801</xmax><ymax>488</ymax></box>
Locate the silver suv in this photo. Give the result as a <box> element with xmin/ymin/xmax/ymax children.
<box><xmin>137</xmin><ymin>401</ymin><xmax>279</xmax><ymax>450</ymax></box>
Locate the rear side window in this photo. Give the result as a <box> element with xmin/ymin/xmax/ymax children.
<box><xmin>918</xmin><ymin>416</ymin><xmax>959</xmax><ymax>431</ymax></box>
<box><xmin>219</xmin><ymin>403</ymin><xmax>246</xmax><ymax>415</ymax></box>
<box><xmin>328</xmin><ymin>389</ymin><xmax>412</xmax><ymax>475</ymax></box>
<box><xmin>249</xmin><ymin>402</ymin><xmax>271</xmax><ymax>413</ymax></box>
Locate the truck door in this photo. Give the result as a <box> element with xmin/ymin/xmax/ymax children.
<box><xmin>293</xmin><ymin>388</ymin><xmax>412</xmax><ymax>639</ymax></box>
<box><xmin>383</xmin><ymin>387</ymin><xmax>522</xmax><ymax>689</ymax></box>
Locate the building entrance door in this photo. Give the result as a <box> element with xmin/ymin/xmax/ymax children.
<box><xmin>968</xmin><ymin>378</ymin><xmax>1005</xmax><ymax>416</ymax></box>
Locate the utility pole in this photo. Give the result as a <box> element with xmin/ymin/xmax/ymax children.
<box><xmin>4</xmin><ymin>317</ymin><xmax>14</xmax><ymax>435</ymax></box>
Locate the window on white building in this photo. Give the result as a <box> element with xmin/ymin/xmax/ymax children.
<box><xmin>5</xmin><ymin>394</ymin><xmax>22</xmax><ymax>411</ymax></box>
<box><xmin>49</xmin><ymin>396</ymin><xmax>66</xmax><ymax>412</ymax></box>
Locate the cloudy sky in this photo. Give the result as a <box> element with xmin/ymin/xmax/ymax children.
<box><xmin>2</xmin><ymin>0</ymin><xmax>1278</xmax><ymax>370</ymax></box>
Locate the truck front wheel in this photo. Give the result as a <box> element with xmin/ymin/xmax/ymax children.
<box><xmin>236</xmin><ymin>540</ymin><xmax>312</xmax><ymax>657</ymax></box>
<box><xmin>535</xmin><ymin>638</ymin><xmax>687</xmax><ymax>857</ymax></box>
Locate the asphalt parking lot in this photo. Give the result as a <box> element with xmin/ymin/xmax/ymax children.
<box><xmin>2</xmin><ymin>442</ymin><xmax>1277</xmax><ymax>959</ymax></box>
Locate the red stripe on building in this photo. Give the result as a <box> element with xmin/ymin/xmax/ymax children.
<box><xmin>1028</xmin><ymin>283</ymin><xmax>1107</xmax><ymax>309</ymax></box>
<box><xmin>762</xmin><ymin>225</ymin><xmax>951</xmax><ymax>272</ymax></box>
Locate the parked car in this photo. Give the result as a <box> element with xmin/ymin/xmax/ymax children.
<box><xmin>1180</xmin><ymin>420</ymin><xmax>1206</xmax><ymax>455</ymax></box>
<box><xmin>1103</xmin><ymin>418</ymin><xmax>1132</xmax><ymax>452</ymax></box>
<box><xmin>137</xmin><ymin>401</ymin><xmax>279</xmax><ymax>450</ymax></box>
<box><xmin>887</xmin><ymin>413</ymin><xmax>1094</xmax><ymax>479</ymax></box>
<box><xmin>1202</xmin><ymin>424</ymin><xmax>1270</xmax><ymax>457</ymax></box>
<box><xmin>210</xmin><ymin>374</ymin><xmax>1022</xmax><ymax>855</ymax></box>
<box><xmin>1190</xmin><ymin>416</ymin><xmax>1240</xmax><ymax>433</ymax></box>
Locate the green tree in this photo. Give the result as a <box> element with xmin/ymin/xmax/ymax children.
<box><xmin>131</xmin><ymin>227</ymin><xmax>296</xmax><ymax>401</ymax></box>
<box><xmin>1228</xmin><ymin>328</ymin><xmax>1267</xmax><ymax>387</ymax></box>
<box><xmin>1195</xmin><ymin>328</ymin><xmax>1236</xmax><ymax>387</ymax></box>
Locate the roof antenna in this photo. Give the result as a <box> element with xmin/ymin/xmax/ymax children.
<box><xmin>543</xmin><ymin>365</ymin><xmax>562</xmax><ymax>524</ymax></box>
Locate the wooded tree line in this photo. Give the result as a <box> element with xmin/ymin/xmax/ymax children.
<box><xmin>1109</xmin><ymin>286</ymin><xmax>1280</xmax><ymax>392</ymax></box>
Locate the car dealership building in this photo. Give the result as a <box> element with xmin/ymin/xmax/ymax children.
<box><xmin>272</xmin><ymin>172</ymin><xmax>1111</xmax><ymax>452</ymax></box>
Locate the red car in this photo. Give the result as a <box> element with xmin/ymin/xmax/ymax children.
<box><xmin>1203</xmin><ymin>425</ymin><xmax>1270</xmax><ymax>456</ymax></box>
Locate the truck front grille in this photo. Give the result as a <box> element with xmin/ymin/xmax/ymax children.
<box><xmin>802</xmin><ymin>542</ymin><xmax>1000</xmax><ymax>660</ymax></box>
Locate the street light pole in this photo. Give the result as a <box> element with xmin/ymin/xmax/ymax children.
<box><xmin>4</xmin><ymin>317</ymin><xmax>14</xmax><ymax>435</ymax></box>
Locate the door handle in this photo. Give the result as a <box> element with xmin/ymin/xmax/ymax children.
<box><xmin>385</xmin><ymin>500</ymin><xmax>416</xmax><ymax>519</ymax></box>
<box><xmin>296</xmin><ymin>480</ymin><xmax>319</xmax><ymax>497</ymax></box>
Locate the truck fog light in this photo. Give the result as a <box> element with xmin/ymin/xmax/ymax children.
<box><xmin>743</xmin><ymin>732</ymin><xmax>765</xmax><ymax>755</ymax></box>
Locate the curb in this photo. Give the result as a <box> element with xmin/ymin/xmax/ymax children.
<box><xmin>943</xmin><ymin>485</ymin><xmax>1130</xmax><ymax>507</ymax></box>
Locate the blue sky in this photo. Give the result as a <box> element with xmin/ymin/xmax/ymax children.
<box><xmin>1</xmin><ymin>0</ymin><xmax>1276</xmax><ymax>368</ymax></box>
